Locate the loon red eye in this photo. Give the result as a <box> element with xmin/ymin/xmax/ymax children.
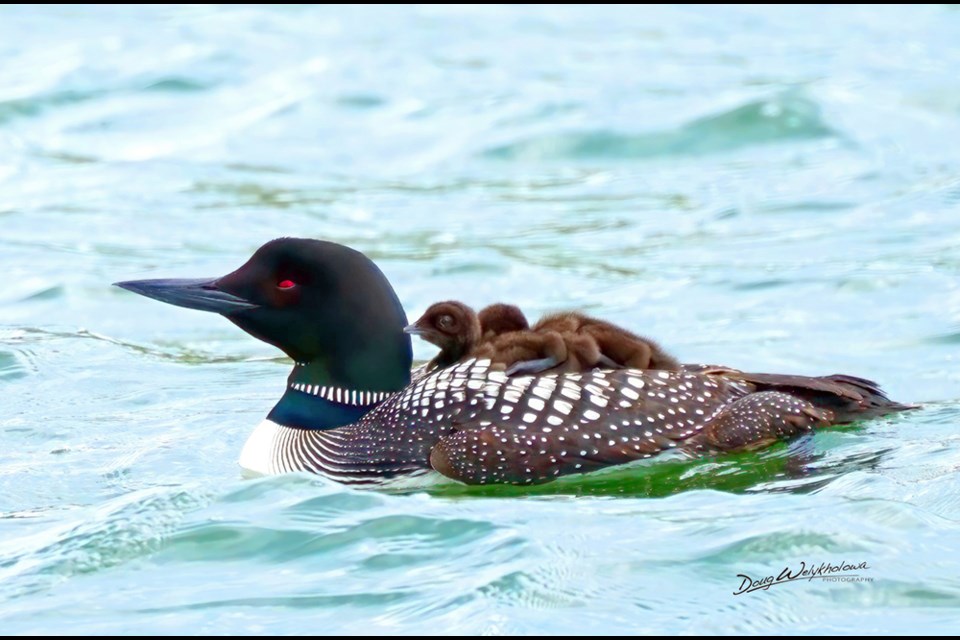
<box><xmin>278</xmin><ymin>279</ymin><xmax>295</xmax><ymax>289</ymax></box>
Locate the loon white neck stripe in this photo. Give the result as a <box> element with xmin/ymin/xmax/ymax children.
<box><xmin>290</xmin><ymin>382</ymin><xmax>392</xmax><ymax>406</ymax></box>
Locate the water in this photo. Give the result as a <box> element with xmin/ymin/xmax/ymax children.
<box><xmin>1</xmin><ymin>4</ymin><xmax>959</xmax><ymax>633</ymax></box>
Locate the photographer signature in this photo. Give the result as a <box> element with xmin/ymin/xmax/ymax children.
<box><xmin>734</xmin><ymin>561</ymin><xmax>872</xmax><ymax>595</ymax></box>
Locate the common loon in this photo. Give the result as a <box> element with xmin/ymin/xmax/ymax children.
<box><xmin>115</xmin><ymin>237</ymin><xmax>911</xmax><ymax>486</ymax></box>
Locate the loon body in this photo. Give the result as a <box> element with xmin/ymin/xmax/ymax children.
<box><xmin>115</xmin><ymin>238</ymin><xmax>911</xmax><ymax>486</ymax></box>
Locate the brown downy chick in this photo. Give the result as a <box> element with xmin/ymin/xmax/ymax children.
<box><xmin>406</xmin><ymin>301</ymin><xmax>567</xmax><ymax>375</ymax></box>
<box><xmin>477</xmin><ymin>303</ymin><xmax>529</xmax><ymax>340</ymax></box>
<box><xmin>533</xmin><ymin>312</ymin><xmax>680</xmax><ymax>371</ymax></box>
<box><xmin>404</xmin><ymin>301</ymin><xmax>482</xmax><ymax>371</ymax></box>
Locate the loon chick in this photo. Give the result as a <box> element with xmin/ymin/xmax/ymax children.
<box><xmin>477</xmin><ymin>303</ymin><xmax>529</xmax><ymax>339</ymax></box>
<box><xmin>407</xmin><ymin>301</ymin><xmax>608</xmax><ymax>376</ymax></box>
<box><xmin>406</xmin><ymin>301</ymin><xmax>481</xmax><ymax>371</ymax></box>
<box><xmin>408</xmin><ymin>303</ymin><xmax>681</xmax><ymax>376</ymax></box>
<box><xmin>115</xmin><ymin>237</ymin><xmax>914</xmax><ymax>486</ymax></box>
<box><xmin>533</xmin><ymin>312</ymin><xmax>681</xmax><ymax>372</ymax></box>
<box><xmin>403</xmin><ymin>301</ymin><xmax>529</xmax><ymax>371</ymax></box>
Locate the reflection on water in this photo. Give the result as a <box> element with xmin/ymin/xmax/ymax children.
<box><xmin>1</xmin><ymin>4</ymin><xmax>959</xmax><ymax>634</ymax></box>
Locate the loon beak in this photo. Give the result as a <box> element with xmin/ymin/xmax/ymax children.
<box><xmin>403</xmin><ymin>323</ymin><xmax>428</xmax><ymax>336</ymax></box>
<box><xmin>113</xmin><ymin>278</ymin><xmax>259</xmax><ymax>314</ymax></box>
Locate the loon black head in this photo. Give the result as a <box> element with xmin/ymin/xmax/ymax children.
<box><xmin>115</xmin><ymin>238</ymin><xmax>412</xmax><ymax>428</ymax></box>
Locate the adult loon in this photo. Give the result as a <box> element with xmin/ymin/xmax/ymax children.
<box><xmin>115</xmin><ymin>238</ymin><xmax>911</xmax><ymax>486</ymax></box>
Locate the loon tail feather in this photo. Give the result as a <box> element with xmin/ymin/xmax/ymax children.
<box><xmin>717</xmin><ymin>371</ymin><xmax>916</xmax><ymax>423</ymax></box>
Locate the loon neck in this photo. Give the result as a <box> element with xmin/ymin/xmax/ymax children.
<box><xmin>267</xmin><ymin>360</ymin><xmax>400</xmax><ymax>430</ymax></box>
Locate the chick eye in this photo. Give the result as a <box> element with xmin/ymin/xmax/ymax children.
<box><xmin>438</xmin><ymin>315</ymin><xmax>454</xmax><ymax>329</ymax></box>
<box><xmin>277</xmin><ymin>279</ymin><xmax>296</xmax><ymax>290</ymax></box>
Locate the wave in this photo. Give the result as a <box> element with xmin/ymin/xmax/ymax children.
<box><xmin>483</xmin><ymin>92</ymin><xmax>836</xmax><ymax>162</ymax></box>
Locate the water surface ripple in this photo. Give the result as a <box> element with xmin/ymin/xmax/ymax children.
<box><xmin>1</xmin><ymin>5</ymin><xmax>959</xmax><ymax>634</ymax></box>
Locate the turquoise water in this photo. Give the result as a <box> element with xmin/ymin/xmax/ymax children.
<box><xmin>1</xmin><ymin>4</ymin><xmax>959</xmax><ymax>633</ymax></box>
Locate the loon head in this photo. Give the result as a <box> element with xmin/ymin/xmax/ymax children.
<box><xmin>115</xmin><ymin>238</ymin><xmax>413</xmax><ymax>427</ymax></box>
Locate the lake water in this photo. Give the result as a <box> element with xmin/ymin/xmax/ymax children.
<box><xmin>1</xmin><ymin>5</ymin><xmax>959</xmax><ymax>634</ymax></box>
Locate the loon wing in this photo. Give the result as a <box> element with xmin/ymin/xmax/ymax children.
<box><xmin>424</xmin><ymin>366</ymin><xmax>914</xmax><ymax>486</ymax></box>
<box><xmin>427</xmin><ymin>389</ymin><xmax>834</xmax><ymax>485</ymax></box>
